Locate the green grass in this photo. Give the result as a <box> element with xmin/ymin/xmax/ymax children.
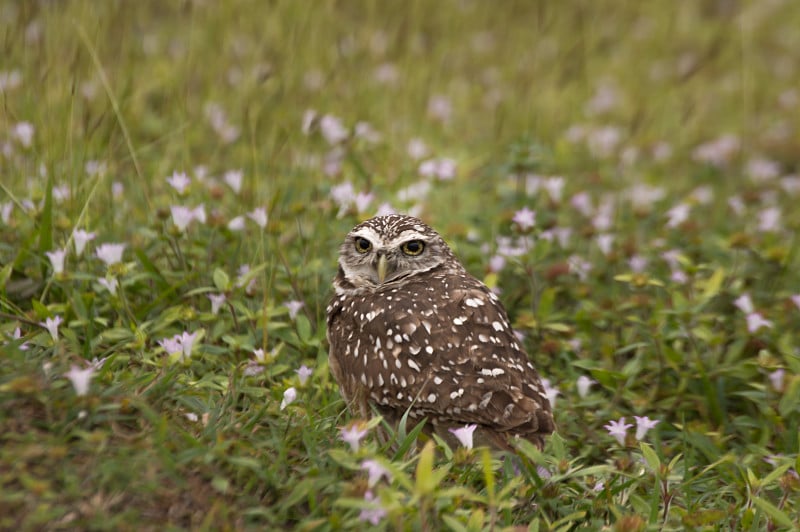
<box><xmin>2</xmin><ymin>0</ymin><xmax>800</xmax><ymax>530</ymax></box>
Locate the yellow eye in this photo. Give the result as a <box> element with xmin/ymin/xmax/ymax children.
<box><xmin>354</xmin><ymin>237</ymin><xmax>372</xmax><ymax>254</ymax></box>
<box><xmin>401</xmin><ymin>240</ymin><xmax>425</xmax><ymax>256</ymax></box>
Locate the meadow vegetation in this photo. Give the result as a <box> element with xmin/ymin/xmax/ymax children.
<box><xmin>1</xmin><ymin>1</ymin><xmax>799</xmax><ymax>529</ymax></box>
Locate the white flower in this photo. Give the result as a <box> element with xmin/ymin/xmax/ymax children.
<box><xmin>541</xmin><ymin>378</ymin><xmax>560</xmax><ymax>408</ymax></box>
<box><xmin>280</xmin><ymin>387</ymin><xmax>297</xmax><ymax>410</ymax></box>
<box><xmin>576</xmin><ymin>375</ymin><xmax>594</xmax><ymax>398</ymax></box>
<box><xmin>633</xmin><ymin>416</ymin><xmax>660</xmax><ymax>440</ymax></box>
<box><xmin>223</xmin><ymin>170</ymin><xmax>243</xmax><ymax>194</ymax></box>
<box><xmin>171</xmin><ymin>205</ymin><xmax>196</xmax><ymax>232</ymax></box>
<box><xmin>253</xmin><ymin>348</ymin><xmax>267</xmax><ymax>363</ymax></box>
<box><xmin>13</xmin><ymin>121</ymin><xmax>35</xmax><ymax>147</ymax></box>
<box><xmin>448</xmin><ymin>424</ymin><xmax>477</xmax><ymax>450</ymax></box>
<box><xmin>95</xmin><ymin>243</ymin><xmax>126</xmax><ymax>266</ymax></box>
<box><xmin>666</xmin><ymin>203</ymin><xmax>690</xmax><ymax>228</ymax></box>
<box><xmin>407</xmin><ymin>138</ymin><xmax>428</xmax><ymax>160</ymax></box>
<box><xmin>543</xmin><ymin>177</ymin><xmax>565</xmax><ymax>202</ymax></box>
<box><xmin>97</xmin><ymin>277</ymin><xmax>118</xmax><ymax>296</ymax></box>
<box><xmin>596</xmin><ymin>234</ymin><xmax>615</xmax><ymax>256</ymax></box>
<box><xmin>73</xmin><ymin>229</ymin><xmax>96</xmax><ymax>256</ymax></box>
<box><xmin>512</xmin><ymin>207</ymin><xmax>536</xmax><ymax>231</ymax></box>
<box><xmin>208</xmin><ymin>293</ymin><xmax>226</xmax><ymax>315</ymax></box>
<box><xmin>769</xmin><ymin>369</ymin><xmax>785</xmax><ymax>392</ymax></box>
<box><xmin>746</xmin><ymin>313</ymin><xmax>773</xmax><ymax>334</ymax></box>
<box><xmin>604</xmin><ymin>417</ymin><xmax>632</xmax><ymax>446</ymax></box>
<box><xmin>361</xmin><ymin>459</ymin><xmax>392</xmax><ymax>487</ymax></box>
<box><xmin>41</xmin><ymin>315</ymin><xmax>63</xmax><ymax>342</ymax></box>
<box><xmin>319</xmin><ymin>114</ymin><xmax>348</xmax><ymax>145</ymax></box>
<box><xmin>284</xmin><ymin>300</ymin><xmax>305</xmax><ymax>320</ymax></box>
<box><xmin>8</xmin><ymin>327</ymin><xmax>29</xmax><ymax>350</ymax></box>
<box><xmin>227</xmin><ymin>216</ymin><xmax>246</xmax><ymax>231</ymax></box>
<box><xmin>166</xmin><ymin>171</ymin><xmax>191</xmax><ymax>194</ymax></box>
<box><xmin>64</xmin><ymin>365</ymin><xmax>94</xmax><ymax>396</ymax></box>
<box><xmin>734</xmin><ymin>294</ymin><xmax>754</xmax><ymax>314</ymax></box>
<box><xmin>45</xmin><ymin>249</ymin><xmax>66</xmax><ymax>275</ymax></box>
<box><xmin>247</xmin><ymin>207</ymin><xmax>268</xmax><ymax>228</ymax></box>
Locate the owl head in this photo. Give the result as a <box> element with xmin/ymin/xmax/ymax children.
<box><xmin>336</xmin><ymin>215</ymin><xmax>460</xmax><ymax>290</ymax></box>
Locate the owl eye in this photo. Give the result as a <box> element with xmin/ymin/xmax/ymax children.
<box><xmin>401</xmin><ymin>240</ymin><xmax>425</xmax><ymax>256</ymax></box>
<box><xmin>354</xmin><ymin>237</ymin><xmax>373</xmax><ymax>254</ymax></box>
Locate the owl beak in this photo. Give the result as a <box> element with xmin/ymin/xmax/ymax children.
<box><xmin>376</xmin><ymin>254</ymin><xmax>389</xmax><ymax>284</ymax></box>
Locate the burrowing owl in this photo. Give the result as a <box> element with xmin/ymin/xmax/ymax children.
<box><xmin>326</xmin><ymin>214</ymin><xmax>555</xmax><ymax>450</ymax></box>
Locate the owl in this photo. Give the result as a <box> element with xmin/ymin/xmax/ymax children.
<box><xmin>326</xmin><ymin>214</ymin><xmax>555</xmax><ymax>451</ymax></box>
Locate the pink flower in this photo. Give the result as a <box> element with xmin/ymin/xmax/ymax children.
<box><xmin>227</xmin><ymin>216</ymin><xmax>246</xmax><ymax>231</ymax></box>
<box><xmin>13</xmin><ymin>121</ymin><xmax>34</xmax><ymax>147</ymax></box>
<box><xmin>340</xmin><ymin>423</ymin><xmax>369</xmax><ymax>452</ymax></box>
<box><xmin>604</xmin><ymin>417</ymin><xmax>632</xmax><ymax>446</ymax></box>
<box><xmin>791</xmin><ymin>295</ymin><xmax>800</xmax><ymax>311</ymax></box>
<box><xmin>449</xmin><ymin>424</ymin><xmax>477</xmax><ymax>449</ymax></box>
<box><xmin>543</xmin><ymin>177</ymin><xmax>565</xmax><ymax>202</ymax></box>
<box><xmin>171</xmin><ymin>205</ymin><xmax>196</xmax><ymax>232</ymax></box>
<box><xmin>64</xmin><ymin>365</ymin><xmax>94</xmax><ymax>396</ymax></box>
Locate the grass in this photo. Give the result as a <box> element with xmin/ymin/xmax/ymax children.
<box><xmin>1</xmin><ymin>0</ymin><xmax>800</xmax><ymax>530</ymax></box>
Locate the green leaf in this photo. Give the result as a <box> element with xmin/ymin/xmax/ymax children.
<box><xmin>441</xmin><ymin>515</ymin><xmax>468</xmax><ymax>532</ymax></box>
<box><xmin>752</xmin><ymin>496</ymin><xmax>794</xmax><ymax>529</ymax></box>
<box><xmin>699</xmin><ymin>267</ymin><xmax>725</xmax><ymax>301</ymax></box>
<box><xmin>212</xmin><ymin>267</ymin><xmax>230</xmax><ymax>291</ymax></box>
<box><xmin>296</xmin><ymin>314</ymin><xmax>312</xmax><ymax>343</ymax></box>
<box><xmin>639</xmin><ymin>442</ymin><xmax>660</xmax><ymax>472</ymax></box>
<box><xmin>415</xmin><ymin>440</ymin><xmax>436</xmax><ymax>495</ymax></box>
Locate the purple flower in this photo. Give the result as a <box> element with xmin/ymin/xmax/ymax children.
<box><xmin>359</xmin><ymin>490</ymin><xmax>387</xmax><ymax>525</ymax></box>
<box><xmin>8</xmin><ymin>327</ymin><xmax>29</xmax><ymax>350</ymax></box>
<box><xmin>41</xmin><ymin>315</ymin><xmax>63</xmax><ymax>342</ymax></box>
<box><xmin>95</xmin><ymin>243</ymin><xmax>126</xmax><ymax>266</ymax></box>
<box><xmin>734</xmin><ymin>294</ymin><xmax>754</xmax><ymax>314</ymax></box>
<box><xmin>223</xmin><ymin>170</ymin><xmax>243</xmax><ymax>194</ymax></box>
<box><xmin>296</xmin><ymin>365</ymin><xmax>313</xmax><ymax>386</ymax></box>
<box><xmin>158</xmin><ymin>331</ymin><xmax>199</xmax><ymax>362</ymax></box>
<box><xmin>97</xmin><ymin>276</ymin><xmax>118</xmax><ymax>296</ymax></box>
<box><xmin>666</xmin><ymin>203</ymin><xmax>690</xmax><ymax>228</ymax></box>
<box><xmin>171</xmin><ymin>205</ymin><xmax>196</xmax><ymax>232</ymax></box>
<box><xmin>73</xmin><ymin>229</ymin><xmax>96</xmax><ymax>256</ymax></box>
<box><xmin>280</xmin><ymin>387</ymin><xmax>297</xmax><ymax>410</ymax></box>
<box><xmin>340</xmin><ymin>423</ymin><xmax>369</xmax><ymax>452</ymax></box>
<box><xmin>46</xmin><ymin>249</ymin><xmax>66</xmax><ymax>275</ymax></box>
<box><xmin>449</xmin><ymin>424</ymin><xmax>477</xmax><ymax>450</ymax></box>
<box><xmin>769</xmin><ymin>369</ymin><xmax>785</xmax><ymax>392</ymax></box>
<box><xmin>284</xmin><ymin>300</ymin><xmax>305</xmax><ymax>320</ymax></box>
<box><xmin>541</xmin><ymin>378</ymin><xmax>560</xmax><ymax>408</ymax></box>
<box><xmin>604</xmin><ymin>417</ymin><xmax>632</xmax><ymax>446</ymax></box>
<box><xmin>576</xmin><ymin>375</ymin><xmax>594</xmax><ymax>398</ymax></box>
<box><xmin>512</xmin><ymin>207</ymin><xmax>536</xmax><ymax>231</ymax></box>
<box><xmin>633</xmin><ymin>416</ymin><xmax>659</xmax><ymax>440</ymax></box>
<box><xmin>247</xmin><ymin>207</ymin><xmax>268</xmax><ymax>229</ymax></box>
<box><xmin>64</xmin><ymin>365</ymin><xmax>94</xmax><ymax>396</ymax></box>
<box><xmin>166</xmin><ymin>171</ymin><xmax>191</xmax><ymax>194</ymax></box>
<box><xmin>361</xmin><ymin>459</ymin><xmax>392</xmax><ymax>487</ymax></box>
<box><xmin>746</xmin><ymin>313</ymin><xmax>773</xmax><ymax>334</ymax></box>
<box><xmin>208</xmin><ymin>293</ymin><xmax>226</xmax><ymax>315</ymax></box>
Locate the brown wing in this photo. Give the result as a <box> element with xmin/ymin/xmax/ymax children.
<box><xmin>327</xmin><ymin>267</ymin><xmax>555</xmax><ymax>446</ymax></box>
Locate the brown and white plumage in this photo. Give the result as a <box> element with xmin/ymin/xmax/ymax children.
<box><xmin>326</xmin><ymin>215</ymin><xmax>555</xmax><ymax>450</ymax></box>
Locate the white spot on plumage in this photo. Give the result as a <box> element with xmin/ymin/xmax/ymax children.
<box><xmin>492</xmin><ymin>321</ymin><xmax>504</xmax><ymax>332</ymax></box>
